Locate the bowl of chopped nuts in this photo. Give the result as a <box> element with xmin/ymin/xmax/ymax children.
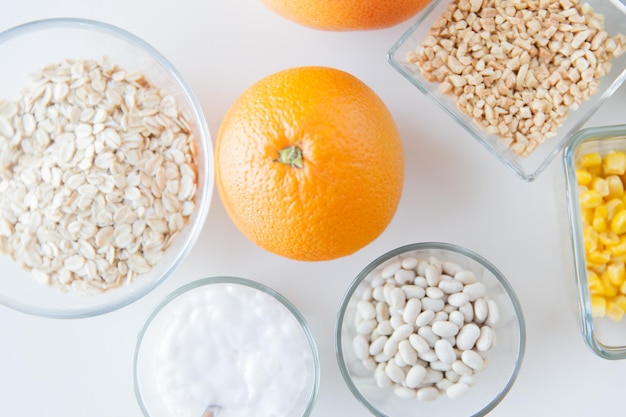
<box><xmin>388</xmin><ymin>0</ymin><xmax>626</xmax><ymax>182</ymax></box>
<box><xmin>335</xmin><ymin>242</ymin><xmax>525</xmax><ymax>416</ymax></box>
<box><xmin>0</xmin><ymin>18</ymin><xmax>213</xmax><ymax>318</ymax></box>
<box><xmin>563</xmin><ymin>124</ymin><xmax>626</xmax><ymax>359</ymax></box>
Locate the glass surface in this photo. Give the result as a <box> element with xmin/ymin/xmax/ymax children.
<box><xmin>0</xmin><ymin>18</ymin><xmax>213</xmax><ymax>318</ymax></box>
<box><xmin>388</xmin><ymin>0</ymin><xmax>626</xmax><ymax>182</ymax></box>
<box><xmin>335</xmin><ymin>242</ymin><xmax>526</xmax><ymax>417</ymax></box>
<box><xmin>563</xmin><ymin>124</ymin><xmax>626</xmax><ymax>359</ymax></box>
<box><xmin>133</xmin><ymin>276</ymin><xmax>320</xmax><ymax>417</ymax></box>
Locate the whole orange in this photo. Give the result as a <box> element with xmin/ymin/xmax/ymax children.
<box><xmin>215</xmin><ymin>66</ymin><xmax>404</xmax><ymax>261</ymax></box>
<box><xmin>261</xmin><ymin>0</ymin><xmax>430</xmax><ymax>31</ymax></box>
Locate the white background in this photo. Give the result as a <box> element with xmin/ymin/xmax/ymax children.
<box><xmin>1</xmin><ymin>1</ymin><xmax>626</xmax><ymax>416</ymax></box>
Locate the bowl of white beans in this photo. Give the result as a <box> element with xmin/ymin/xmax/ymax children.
<box><xmin>133</xmin><ymin>276</ymin><xmax>320</xmax><ymax>417</ymax></box>
<box><xmin>335</xmin><ymin>242</ymin><xmax>525</xmax><ymax>417</ymax></box>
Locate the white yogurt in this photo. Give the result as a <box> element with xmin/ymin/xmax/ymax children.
<box><xmin>152</xmin><ymin>282</ymin><xmax>315</xmax><ymax>417</ymax></box>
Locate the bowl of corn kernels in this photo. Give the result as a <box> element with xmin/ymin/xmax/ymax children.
<box><xmin>0</xmin><ymin>18</ymin><xmax>213</xmax><ymax>318</ymax></box>
<box><xmin>564</xmin><ymin>124</ymin><xmax>626</xmax><ymax>359</ymax></box>
<box><xmin>388</xmin><ymin>0</ymin><xmax>626</xmax><ymax>182</ymax></box>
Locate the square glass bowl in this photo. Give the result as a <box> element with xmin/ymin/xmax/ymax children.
<box><xmin>564</xmin><ymin>124</ymin><xmax>626</xmax><ymax>359</ymax></box>
<box><xmin>388</xmin><ymin>0</ymin><xmax>626</xmax><ymax>181</ymax></box>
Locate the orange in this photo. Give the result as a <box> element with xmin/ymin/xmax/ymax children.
<box><xmin>215</xmin><ymin>66</ymin><xmax>404</xmax><ymax>261</ymax></box>
<box><xmin>261</xmin><ymin>0</ymin><xmax>431</xmax><ymax>31</ymax></box>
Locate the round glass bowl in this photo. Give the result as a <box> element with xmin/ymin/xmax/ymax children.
<box><xmin>335</xmin><ymin>242</ymin><xmax>525</xmax><ymax>417</ymax></box>
<box><xmin>0</xmin><ymin>18</ymin><xmax>213</xmax><ymax>318</ymax></box>
<box><xmin>134</xmin><ymin>276</ymin><xmax>320</xmax><ymax>417</ymax></box>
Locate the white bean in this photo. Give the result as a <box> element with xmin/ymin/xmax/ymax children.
<box><xmin>383</xmin><ymin>283</ymin><xmax>396</xmax><ymax>305</ymax></box>
<box><xmin>395</xmin><ymin>268</ymin><xmax>416</xmax><ymax>284</ymax></box>
<box><xmin>422</xmin><ymin>368</ymin><xmax>443</xmax><ymax>384</ymax></box>
<box><xmin>418</xmin><ymin>326</ymin><xmax>439</xmax><ymax>346</ymax></box>
<box><xmin>417</xmin><ymin>386</ymin><xmax>439</xmax><ymax>402</ymax></box>
<box><xmin>436</xmin><ymin>377</ymin><xmax>454</xmax><ymax>391</ymax></box>
<box><xmin>414</xmin><ymin>276</ymin><xmax>428</xmax><ymax>288</ymax></box>
<box><xmin>419</xmin><ymin>349</ymin><xmax>439</xmax><ymax>363</ymax></box>
<box><xmin>393</xmin><ymin>351</ymin><xmax>408</xmax><ymax>368</ymax></box>
<box><xmin>409</xmin><ymin>333</ymin><xmax>430</xmax><ymax>354</ymax></box>
<box><xmin>442</xmin><ymin>260</ymin><xmax>464</xmax><ymax>276</ymax></box>
<box><xmin>394</xmin><ymin>386</ymin><xmax>417</xmax><ymax>399</ymax></box>
<box><xmin>389</xmin><ymin>287</ymin><xmax>406</xmax><ymax>309</ymax></box>
<box><xmin>433</xmin><ymin>311</ymin><xmax>449</xmax><ymax>323</ymax></box>
<box><xmin>447</xmin><ymin>382</ymin><xmax>470</xmax><ymax>399</ymax></box>
<box><xmin>372</xmin><ymin>286</ymin><xmax>384</xmax><ymax>302</ymax></box>
<box><xmin>425</xmin><ymin>264</ymin><xmax>441</xmax><ymax>286</ymax></box>
<box><xmin>461</xmin><ymin>350</ymin><xmax>484</xmax><ymax>371</ymax></box>
<box><xmin>455</xmin><ymin>270</ymin><xmax>476</xmax><ymax>284</ymax></box>
<box><xmin>392</xmin><ymin>324</ymin><xmax>414</xmax><ymax>342</ymax></box>
<box><xmin>476</xmin><ymin>326</ymin><xmax>494</xmax><ymax>351</ymax></box>
<box><xmin>356</xmin><ymin>319</ymin><xmax>377</xmax><ymax>335</ymax></box>
<box><xmin>416</xmin><ymin>260</ymin><xmax>429</xmax><ymax>277</ymax></box>
<box><xmin>449</xmin><ymin>310</ymin><xmax>465</xmax><ymax>328</ymax></box>
<box><xmin>375</xmin><ymin>301</ymin><xmax>389</xmax><ymax>322</ymax></box>
<box><xmin>421</xmin><ymin>297</ymin><xmax>445</xmax><ymax>312</ymax></box>
<box><xmin>432</xmin><ymin>320</ymin><xmax>459</xmax><ymax>338</ymax></box>
<box><xmin>445</xmin><ymin>369</ymin><xmax>461</xmax><ymax>383</ymax></box>
<box><xmin>426</xmin><ymin>286</ymin><xmax>444</xmax><ymax>299</ymax></box>
<box><xmin>381</xmin><ymin>260</ymin><xmax>402</xmax><ymax>278</ymax></box>
<box><xmin>439</xmin><ymin>279</ymin><xmax>464</xmax><ymax>294</ymax></box>
<box><xmin>403</xmin><ymin>298</ymin><xmax>422</xmax><ymax>324</ymax></box>
<box><xmin>362</xmin><ymin>357</ymin><xmax>376</xmax><ymax>371</ymax></box>
<box><xmin>447</xmin><ymin>292</ymin><xmax>470</xmax><ymax>307</ymax></box>
<box><xmin>375</xmin><ymin>367</ymin><xmax>393</xmax><ymax>388</ymax></box>
<box><xmin>399</xmin><ymin>340</ymin><xmax>418</xmax><ymax>365</ymax></box>
<box><xmin>383</xmin><ymin>337</ymin><xmax>399</xmax><ymax>357</ymax></box>
<box><xmin>456</xmin><ymin>323</ymin><xmax>481</xmax><ymax>351</ymax></box>
<box><xmin>385</xmin><ymin>362</ymin><xmax>405</xmax><ymax>384</ymax></box>
<box><xmin>452</xmin><ymin>359</ymin><xmax>473</xmax><ymax>377</ymax></box>
<box><xmin>474</xmin><ymin>298</ymin><xmax>488</xmax><ymax>323</ymax></box>
<box><xmin>459</xmin><ymin>302</ymin><xmax>474</xmax><ymax>322</ymax></box>
<box><xmin>405</xmin><ymin>364</ymin><xmax>427</xmax><ymax>388</ymax></box>
<box><xmin>356</xmin><ymin>301</ymin><xmax>376</xmax><ymax>320</ymax></box>
<box><xmin>486</xmin><ymin>299</ymin><xmax>500</xmax><ymax>326</ymax></box>
<box><xmin>415</xmin><ymin>310</ymin><xmax>435</xmax><ymax>327</ymax></box>
<box><xmin>401</xmin><ymin>256</ymin><xmax>419</xmax><ymax>270</ymax></box>
<box><xmin>463</xmin><ymin>282</ymin><xmax>486</xmax><ymax>301</ymax></box>
<box><xmin>369</xmin><ymin>336</ymin><xmax>388</xmax><ymax>356</ymax></box>
<box><xmin>390</xmin><ymin>314</ymin><xmax>404</xmax><ymax>329</ymax></box>
<box><xmin>376</xmin><ymin>320</ymin><xmax>393</xmax><ymax>336</ymax></box>
<box><xmin>434</xmin><ymin>339</ymin><xmax>456</xmax><ymax>364</ymax></box>
<box><xmin>428</xmin><ymin>256</ymin><xmax>443</xmax><ymax>273</ymax></box>
<box><xmin>353</xmin><ymin>335</ymin><xmax>370</xmax><ymax>360</ymax></box>
<box><xmin>402</xmin><ymin>284</ymin><xmax>426</xmax><ymax>299</ymax></box>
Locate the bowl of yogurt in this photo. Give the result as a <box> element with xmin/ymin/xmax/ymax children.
<box><xmin>133</xmin><ymin>276</ymin><xmax>320</xmax><ymax>417</ymax></box>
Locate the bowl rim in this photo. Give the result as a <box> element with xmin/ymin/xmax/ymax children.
<box><xmin>334</xmin><ymin>241</ymin><xmax>526</xmax><ymax>417</ymax></box>
<box><xmin>133</xmin><ymin>276</ymin><xmax>321</xmax><ymax>417</ymax></box>
<box><xmin>387</xmin><ymin>0</ymin><xmax>626</xmax><ymax>182</ymax></box>
<box><xmin>0</xmin><ymin>17</ymin><xmax>213</xmax><ymax>319</ymax></box>
<box><xmin>563</xmin><ymin>123</ymin><xmax>626</xmax><ymax>359</ymax></box>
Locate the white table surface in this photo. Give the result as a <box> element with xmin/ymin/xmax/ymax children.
<box><xmin>2</xmin><ymin>1</ymin><xmax>626</xmax><ymax>416</ymax></box>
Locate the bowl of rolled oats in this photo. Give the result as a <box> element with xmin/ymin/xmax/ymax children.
<box><xmin>388</xmin><ymin>0</ymin><xmax>626</xmax><ymax>182</ymax></box>
<box><xmin>0</xmin><ymin>18</ymin><xmax>213</xmax><ymax>318</ymax></box>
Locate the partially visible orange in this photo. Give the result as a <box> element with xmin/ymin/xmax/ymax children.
<box><xmin>215</xmin><ymin>66</ymin><xmax>404</xmax><ymax>261</ymax></box>
<box><xmin>261</xmin><ymin>0</ymin><xmax>431</xmax><ymax>31</ymax></box>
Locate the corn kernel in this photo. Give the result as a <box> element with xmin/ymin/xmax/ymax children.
<box><xmin>612</xmin><ymin>295</ymin><xmax>626</xmax><ymax>311</ymax></box>
<box><xmin>606</xmin><ymin>262</ymin><xmax>626</xmax><ymax>286</ymax></box>
<box><xmin>601</xmin><ymin>273</ymin><xmax>619</xmax><ymax>297</ymax></box>
<box><xmin>584</xmin><ymin>227</ymin><xmax>599</xmax><ymax>252</ymax></box>
<box><xmin>598</xmin><ymin>231</ymin><xmax>620</xmax><ymax>247</ymax></box>
<box><xmin>591</xmin><ymin>295</ymin><xmax>607</xmax><ymax>317</ymax></box>
<box><xmin>580</xmin><ymin>189</ymin><xmax>603</xmax><ymax>208</ymax></box>
<box><xmin>576</xmin><ymin>169</ymin><xmax>593</xmax><ymax>185</ymax></box>
<box><xmin>610</xmin><ymin>236</ymin><xmax>626</xmax><ymax>256</ymax></box>
<box><xmin>611</xmin><ymin>209</ymin><xmax>626</xmax><ymax>234</ymax></box>
<box><xmin>595</xmin><ymin>205</ymin><xmax>608</xmax><ymax>220</ymax></box>
<box><xmin>581</xmin><ymin>208</ymin><xmax>594</xmax><ymax>225</ymax></box>
<box><xmin>592</xmin><ymin>216</ymin><xmax>607</xmax><ymax>232</ymax></box>
<box><xmin>592</xmin><ymin>177</ymin><xmax>610</xmax><ymax>197</ymax></box>
<box><xmin>607</xmin><ymin>175</ymin><xmax>625</xmax><ymax>199</ymax></box>
<box><xmin>581</xmin><ymin>152</ymin><xmax>602</xmax><ymax>168</ymax></box>
<box><xmin>606</xmin><ymin>198</ymin><xmax>625</xmax><ymax>220</ymax></box>
<box><xmin>603</xmin><ymin>151</ymin><xmax>626</xmax><ymax>175</ymax></box>
<box><xmin>589</xmin><ymin>250</ymin><xmax>611</xmax><ymax>264</ymax></box>
<box><xmin>606</xmin><ymin>301</ymin><xmax>624</xmax><ymax>321</ymax></box>
<box><xmin>588</xmin><ymin>271</ymin><xmax>605</xmax><ymax>295</ymax></box>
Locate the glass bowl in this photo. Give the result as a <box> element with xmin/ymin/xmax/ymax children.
<box><xmin>0</xmin><ymin>18</ymin><xmax>213</xmax><ymax>318</ymax></box>
<box><xmin>335</xmin><ymin>242</ymin><xmax>525</xmax><ymax>417</ymax></box>
<box><xmin>133</xmin><ymin>276</ymin><xmax>320</xmax><ymax>417</ymax></box>
<box><xmin>388</xmin><ymin>0</ymin><xmax>626</xmax><ymax>182</ymax></box>
<box><xmin>563</xmin><ymin>124</ymin><xmax>626</xmax><ymax>359</ymax></box>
